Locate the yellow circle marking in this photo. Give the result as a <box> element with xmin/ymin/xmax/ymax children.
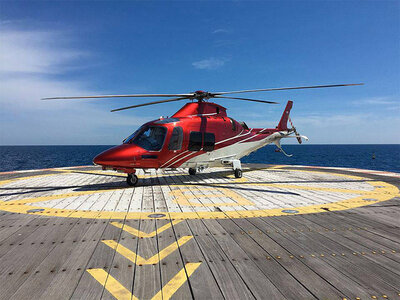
<box><xmin>0</xmin><ymin>168</ymin><xmax>398</xmax><ymax>220</ymax></box>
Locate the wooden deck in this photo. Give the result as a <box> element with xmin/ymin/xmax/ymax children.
<box><xmin>0</xmin><ymin>164</ymin><xmax>399</xmax><ymax>300</ymax></box>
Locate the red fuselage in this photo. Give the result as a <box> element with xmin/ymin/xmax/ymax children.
<box><xmin>93</xmin><ymin>101</ymin><xmax>289</xmax><ymax>173</ymax></box>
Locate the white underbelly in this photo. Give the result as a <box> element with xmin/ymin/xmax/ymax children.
<box><xmin>180</xmin><ymin>132</ymin><xmax>284</xmax><ymax>168</ymax></box>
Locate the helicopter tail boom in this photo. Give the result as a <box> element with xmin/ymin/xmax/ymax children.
<box><xmin>277</xmin><ymin>100</ymin><xmax>293</xmax><ymax>130</ymax></box>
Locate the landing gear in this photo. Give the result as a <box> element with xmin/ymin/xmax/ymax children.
<box><xmin>188</xmin><ymin>168</ymin><xmax>197</xmax><ymax>175</ymax></box>
<box><xmin>234</xmin><ymin>168</ymin><xmax>242</xmax><ymax>178</ymax></box>
<box><xmin>232</xmin><ymin>159</ymin><xmax>242</xmax><ymax>178</ymax></box>
<box><xmin>127</xmin><ymin>173</ymin><xmax>138</xmax><ymax>186</ymax></box>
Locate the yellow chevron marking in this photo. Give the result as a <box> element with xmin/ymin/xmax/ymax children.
<box><xmin>87</xmin><ymin>268</ymin><xmax>136</xmax><ymax>300</ymax></box>
<box><xmin>87</xmin><ymin>263</ymin><xmax>201</xmax><ymax>300</ymax></box>
<box><xmin>152</xmin><ymin>262</ymin><xmax>201</xmax><ymax>300</ymax></box>
<box><xmin>110</xmin><ymin>220</ymin><xmax>182</xmax><ymax>238</ymax></box>
<box><xmin>102</xmin><ymin>236</ymin><xmax>193</xmax><ymax>265</ymax></box>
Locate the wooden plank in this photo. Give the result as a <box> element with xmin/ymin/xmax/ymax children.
<box><xmin>0</xmin><ymin>216</ymin><xmax>82</xmax><ymax>298</ymax></box>
<box><xmin>234</xmin><ymin>217</ymin><xmax>349</xmax><ymax>298</ymax></box>
<box><xmin>215</xmin><ymin>218</ymin><xmax>316</xmax><ymax>299</ymax></box>
<box><xmin>185</xmin><ymin>219</ymin><xmax>260</xmax><ymax>299</ymax></box>
<box><xmin>158</xmin><ymin>171</ymin><xmax>225</xmax><ymax>300</ymax></box>
<box><xmin>100</xmin><ymin>188</ymin><xmax>136</xmax><ymax>300</ymax></box>
<box><xmin>70</xmin><ymin>190</ymin><xmax>127</xmax><ymax>299</ymax></box>
<box><xmin>9</xmin><ymin>218</ymin><xmax>100</xmax><ymax>299</ymax></box>
<box><xmin>247</xmin><ymin>216</ymin><xmax>375</xmax><ymax>299</ymax></box>
<box><xmin>260</xmin><ymin>215</ymin><xmax>400</xmax><ymax>298</ymax></box>
<box><xmin>131</xmin><ymin>179</ymin><xmax>162</xmax><ymax>300</ymax></box>
<box><xmin>37</xmin><ymin>220</ymin><xmax>111</xmax><ymax>299</ymax></box>
<box><xmin>151</xmin><ymin>173</ymin><xmax>193</xmax><ymax>300</ymax></box>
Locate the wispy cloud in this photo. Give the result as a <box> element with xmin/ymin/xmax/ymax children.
<box><xmin>0</xmin><ymin>29</ymin><xmax>88</xmax><ymax>74</ymax></box>
<box><xmin>192</xmin><ymin>57</ymin><xmax>227</xmax><ymax>70</ymax></box>
<box><xmin>212</xmin><ymin>28</ymin><xmax>229</xmax><ymax>34</ymax></box>
<box><xmin>352</xmin><ymin>96</ymin><xmax>398</xmax><ymax>106</ymax></box>
<box><xmin>291</xmin><ymin>113</ymin><xmax>400</xmax><ymax>144</ymax></box>
<box><xmin>0</xmin><ymin>23</ymin><xmax>150</xmax><ymax>145</ymax></box>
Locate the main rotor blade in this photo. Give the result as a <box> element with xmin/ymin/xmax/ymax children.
<box><xmin>111</xmin><ymin>97</ymin><xmax>189</xmax><ymax>112</ymax></box>
<box><xmin>213</xmin><ymin>95</ymin><xmax>278</xmax><ymax>104</ymax></box>
<box><xmin>42</xmin><ymin>93</ymin><xmax>194</xmax><ymax>100</ymax></box>
<box><xmin>214</xmin><ymin>83</ymin><xmax>364</xmax><ymax>95</ymax></box>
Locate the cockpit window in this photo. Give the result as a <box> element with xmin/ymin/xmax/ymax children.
<box><xmin>123</xmin><ymin>126</ymin><xmax>143</xmax><ymax>144</ymax></box>
<box><xmin>125</xmin><ymin>126</ymin><xmax>167</xmax><ymax>151</ymax></box>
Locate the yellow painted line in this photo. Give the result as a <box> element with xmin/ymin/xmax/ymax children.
<box><xmin>110</xmin><ymin>220</ymin><xmax>182</xmax><ymax>238</ymax></box>
<box><xmin>0</xmin><ymin>173</ymin><xmax>56</xmax><ymax>186</ymax></box>
<box><xmin>102</xmin><ymin>236</ymin><xmax>193</xmax><ymax>265</ymax></box>
<box><xmin>266</xmin><ymin>165</ymin><xmax>286</xmax><ymax>170</ymax></box>
<box><xmin>152</xmin><ymin>262</ymin><xmax>201</xmax><ymax>300</ymax></box>
<box><xmin>87</xmin><ymin>263</ymin><xmax>201</xmax><ymax>300</ymax></box>
<box><xmin>87</xmin><ymin>268</ymin><xmax>137</xmax><ymax>300</ymax></box>
<box><xmin>170</xmin><ymin>186</ymin><xmax>254</xmax><ymax>207</ymax></box>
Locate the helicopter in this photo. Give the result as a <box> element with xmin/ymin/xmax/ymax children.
<box><xmin>43</xmin><ymin>83</ymin><xmax>362</xmax><ymax>186</ymax></box>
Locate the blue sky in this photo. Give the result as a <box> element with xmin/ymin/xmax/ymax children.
<box><xmin>0</xmin><ymin>0</ymin><xmax>399</xmax><ymax>145</ymax></box>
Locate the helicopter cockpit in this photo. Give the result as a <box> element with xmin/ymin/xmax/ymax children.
<box><xmin>124</xmin><ymin>125</ymin><xmax>167</xmax><ymax>151</ymax></box>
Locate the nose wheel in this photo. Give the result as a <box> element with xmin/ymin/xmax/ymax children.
<box><xmin>127</xmin><ymin>173</ymin><xmax>138</xmax><ymax>186</ymax></box>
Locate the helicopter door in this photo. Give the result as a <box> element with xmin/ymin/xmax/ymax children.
<box><xmin>168</xmin><ymin>126</ymin><xmax>183</xmax><ymax>151</ymax></box>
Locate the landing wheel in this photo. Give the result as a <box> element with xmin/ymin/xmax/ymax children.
<box><xmin>127</xmin><ymin>174</ymin><xmax>138</xmax><ymax>186</ymax></box>
<box><xmin>188</xmin><ymin>168</ymin><xmax>197</xmax><ymax>175</ymax></box>
<box><xmin>234</xmin><ymin>169</ymin><xmax>242</xmax><ymax>178</ymax></box>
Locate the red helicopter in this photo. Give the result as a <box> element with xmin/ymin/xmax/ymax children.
<box><xmin>44</xmin><ymin>83</ymin><xmax>362</xmax><ymax>186</ymax></box>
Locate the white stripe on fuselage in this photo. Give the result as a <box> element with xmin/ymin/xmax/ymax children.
<box><xmin>179</xmin><ymin>131</ymin><xmax>287</xmax><ymax>168</ymax></box>
<box><xmin>161</xmin><ymin>128</ymin><xmax>250</xmax><ymax>168</ymax></box>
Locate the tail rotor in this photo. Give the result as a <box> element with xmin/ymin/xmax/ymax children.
<box><xmin>288</xmin><ymin>117</ymin><xmax>308</xmax><ymax>144</ymax></box>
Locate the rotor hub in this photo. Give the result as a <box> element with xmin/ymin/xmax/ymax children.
<box><xmin>193</xmin><ymin>90</ymin><xmax>212</xmax><ymax>101</ymax></box>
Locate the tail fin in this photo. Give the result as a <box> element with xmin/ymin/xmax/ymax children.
<box><xmin>277</xmin><ymin>100</ymin><xmax>293</xmax><ymax>130</ymax></box>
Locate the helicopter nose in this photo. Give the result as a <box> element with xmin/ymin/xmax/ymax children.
<box><xmin>93</xmin><ymin>144</ymin><xmax>140</xmax><ymax>167</ymax></box>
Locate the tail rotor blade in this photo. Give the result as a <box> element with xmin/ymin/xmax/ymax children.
<box><xmin>289</xmin><ymin>117</ymin><xmax>302</xmax><ymax>144</ymax></box>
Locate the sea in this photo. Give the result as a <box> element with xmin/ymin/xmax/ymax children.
<box><xmin>0</xmin><ymin>145</ymin><xmax>399</xmax><ymax>173</ymax></box>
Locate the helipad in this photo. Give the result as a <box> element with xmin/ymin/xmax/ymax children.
<box><xmin>0</xmin><ymin>164</ymin><xmax>399</xmax><ymax>299</ymax></box>
<box><xmin>0</xmin><ymin>165</ymin><xmax>397</xmax><ymax>220</ymax></box>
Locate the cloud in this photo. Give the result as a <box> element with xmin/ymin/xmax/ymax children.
<box><xmin>0</xmin><ymin>23</ymin><xmax>150</xmax><ymax>145</ymax></box>
<box><xmin>0</xmin><ymin>29</ymin><xmax>88</xmax><ymax>74</ymax></box>
<box><xmin>352</xmin><ymin>96</ymin><xmax>398</xmax><ymax>106</ymax></box>
<box><xmin>228</xmin><ymin>110</ymin><xmax>400</xmax><ymax>144</ymax></box>
<box><xmin>192</xmin><ymin>57</ymin><xmax>226</xmax><ymax>70</ymax></box>
<box><xmin>212</xmin><ymin>29</ymin><xmax>229</xmax><ymax>34</ymax></box>
<box><xmin>290</xmin><ymin>113</ymin><xmax>400</xmax><ymax>144</ymax></box>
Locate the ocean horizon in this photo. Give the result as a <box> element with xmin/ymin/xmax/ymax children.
<box><xmin>1</xmin><ymin>144</ymin><xmax>399</xmax><ymax>173</ymax></box>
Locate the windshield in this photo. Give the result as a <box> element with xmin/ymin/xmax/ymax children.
<box><xmin>125</xmin><ymin>125</ymin><xmax>167</xmax><ymax>151</ymax></box>
<box><xmin>123</xmin><ymin>126</ymin><xmax>144</xmax><ymax>144</ymax></box>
